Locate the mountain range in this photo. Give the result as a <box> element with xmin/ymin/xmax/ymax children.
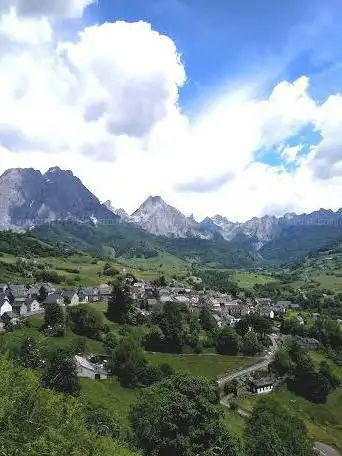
<box><xmin>1</xmin><ymin>166</ymin><xmax>342</xmax><ymax>266</ymax></box>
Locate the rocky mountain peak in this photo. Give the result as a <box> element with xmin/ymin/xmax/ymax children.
<box><xmin>0</xmin><ymin>166</ymin><xmax>116</xmax><ymax>229</ymax></box>
<box><xmin>131</xmin><ymin>196</ymin><xmax>210</xmax><ymax>238</ymax></box>
<box><xmin>103</xmin><ymin>200</ymin><xmax>130</xmax><ymax>221</ymax></box>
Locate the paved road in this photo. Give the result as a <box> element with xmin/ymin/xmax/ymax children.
<box><xmin>314</xmin><ymin>443</ymin><xmax>341</xmax><ymax>456</ymax></box>
<box><xmin>217</xmin><ymin>335</ymin><xmax>278</xmax><ymax>387</ymax></box>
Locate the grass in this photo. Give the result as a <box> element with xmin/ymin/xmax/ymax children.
<box><xmin>115</xmin><ymin>253</ymin><xmax>189</xmax><ymax>280</ymax></box>
<box><xmin>235</xmin><ymin>388</ymin><xmax>342</xmax><ymax>451</ymax></box>
<box><xmin>231</xmin><ymin>271</ymin><xmax>277</xmax><ymax>290</ymax></box>
<box><xmin>147</xmin><ymin>353</ymin><xmax>255</xmax><ymax>379</ymax></box>
<box><xmin>0</xmin><ymin>251</ymin><xmax>189</xmax><ymax>288</ymax></box>
<box><xmin>81</xmin><ymin>378</ymin><xmax>139</xmax><ymax>428</ymax></box>
<box><xmin>0</xmin><ymin>320</ymin><xmax>104</xmax><ymax>358</ymax></box>
<box><xmin>222</xmin><ymin>409</ymin><xmax>246</xmax><ymax>438</ymax></box>
<box><xmin>231</xmin><ymin>351</ymin><xmax>342</xmax><ymax>451</ymax></box>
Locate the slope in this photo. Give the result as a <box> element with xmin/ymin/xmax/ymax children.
<box><xmin>31</xmin><ymin>220</ymin><xmax>259</xmax><ymax>269</ymax></box>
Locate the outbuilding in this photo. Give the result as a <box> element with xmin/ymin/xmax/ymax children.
<box><xmin>250</xmin><ymin>378</ymin><xmax>274</xmax><ymax>395</ymax></box>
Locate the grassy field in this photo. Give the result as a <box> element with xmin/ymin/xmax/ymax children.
<box><xmin>147</xmin><ymin>353</ymin><xmax>255</xmax><ymax>379</ymax></box>
<box><xmin>81</xmin><ymin>378</ymin><xmax>139</xmax><ymax>428</ymax></box>
<box><xmin>230</xmin><ymin>352</ymin><xmax>342</xmax><ymax>451</ymax></box>
<box><xmin>234</xmin><ymin>387</ymin><xmax>342</xmax><ymax>451</ymax></box>
<box><xmin>115</xmin><ymin>253</ymin><xmax>189</xmax><ymax>280</ymax></box>
<box><xmin>230</xmin><ymin>270</ymin><xmax>277</xmax><ymax>290</ymax></box>
<box><xmin>0</xmin><ymin>251</ymin><xmax>189</xmax><ymax>287</ymax></box>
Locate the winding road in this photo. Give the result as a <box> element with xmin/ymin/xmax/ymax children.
<box><xmin>217</xmin><ymin>334</ymin><xmax>278</xmax><ymax>387</ymax></box>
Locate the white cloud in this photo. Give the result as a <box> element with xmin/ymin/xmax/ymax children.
<box><xmin>279</xmin><ymin>144</ymin><xmax>303</xmax><ymax>163</ymax></box>
<box><xmin>0</xmin><ymin>0</ymin><xmax>95</xmax><ymax>18</ymax></box>
<box><xmin>1</xmin><ymin>0</ymin><xmax>342</xmax><ymax>222</ymax></box>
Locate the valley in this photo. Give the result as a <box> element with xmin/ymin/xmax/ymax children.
<box><xmin>2</xmin><ymin>167</ymin><xmax>342</xmax><ymax>455</ymax></box>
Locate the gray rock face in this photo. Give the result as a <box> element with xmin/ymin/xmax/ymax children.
<box><xmin>0</xmin><ymin>167</ymin><xmax>117</xmax><ymax>229</ymax></box>
<box><xmin>103</xmin><ymin>200</ymin><xmax>131</xmax><ymax>221</ymax></box>
<box><xmin>130</xmin><ymin>196</ymin><xmax>211</xmax><ymax>238</ymax></box>
<box><xmin>202</xmin><ymin>209</ymin><xmax>342</xmax><ymax>250</ymax></box>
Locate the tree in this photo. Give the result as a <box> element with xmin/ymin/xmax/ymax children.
<box><xmin>0</xmin><ymin>359</ymin><xmax>137</xmax><ymax>456</ymax></box>
<box><xmin>83</xmin><ymin>403</ymin><xmax>121</xmax><ymax>439</ymax></box>
<box><xmin>131</xmin><ymin>375</ymin><xmax>239</xmax><ymax>456</ymax></box>
<box><xmin>241</xmin><ymin>331</ymin><xmax>261</xmax><ymax>356</ymax></box>
<box><xmin>245</xmin><ymin>396</ymin><xmax>314</xmax><ymax>456</ymax></box>
<box><xmin>151</xmin><ymin>303</ymin><xmax>193</xmax><ymax>353</ymax></box>
<box><xmin>153</xmin><ymin>275</ymin><xmax>167</xmax><ymax>287</ymax></box>
<box><xmin>224</xmin><ymin>379</ymin><xmax>238</xmax><ymax>397</ymax></box>
<box><xmin>104</xmin><ymin>331</ymin><xmax>120</xmax><ymax>350</ymax></box>
<box><xmin>107</xmin><ymin>282</ymin><xmax>134</xmax><ymax>324</ymax></box>
<box><xmin>144</xmin><ymin>326</ymin><xmax>165</xmax><ymax>352</ymax></box>
<box><xmin>199</xmin><ymin>307</ymin><xmax>217</xmax><ymax>332</ymax></box>
<box><xmin>109</xmin><ymin>337</ymin><xmax>148</xmax><ymax>388</ymax></box>
<box><xmin>288</xmin><ymin>352</ymin><xmax>332</xmax><ymax>404</ymax></box>
<box><xmin>41</xmin><ymin>348</ymin><xmax>81</xmax><ymax>396</ymax></box>
<box><xmin>270</xmin><ymin>348</ymin><xmax>291</xmax><ymax>376</ymax></box>
<box><xmin>216</xmin><ymin>326</ymin><xmax>240</xmax><ymax>355</ymax></box>
<box><xmin>68</xmin><ymin>305</ymin><xmax>104</xmax><ymax>339</ymax></box>
<box><xmin>319</xmin><ymin>360</ymin><xmax>340</xmax><ymax>388</ymax></box>
<box><xmin>18</xmin><ymin>336</ymin><xmax>43</xmax><ymax>369</ymax></box>
<box><xmin>43</xmin><ymin>302</ymin><xmax>65</xmax><ymax>328</ymax></box>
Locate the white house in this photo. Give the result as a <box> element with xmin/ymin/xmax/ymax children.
<box><xmin>74</xmin><ymin>355</ymin><xmax>107</xmax><ymax>380</ymax></box>
<box><xmin>250</xmin><ymin>379</ymin><xmax>274</xmax><ymax>395</ymax></box>
<box><xmin>25</xmin><ymin>298</ymin><xmax>41</xmax><ymax>313</ymax></box>
<box><xmin>0</xmin><ymin>297</ymin><xmax>13</xmax><ymax>316</ymax></box>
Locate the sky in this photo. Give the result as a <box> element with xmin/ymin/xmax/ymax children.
<box><xmin>1</xmin><ymin>0</ymin><xmax>342</xmax><ymax>221</ymax></box>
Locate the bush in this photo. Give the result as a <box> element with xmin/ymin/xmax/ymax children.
<box><xmin>230</xmin><ymin>401</ymin><xmax>238</xmax><ymax>411</ymax></box>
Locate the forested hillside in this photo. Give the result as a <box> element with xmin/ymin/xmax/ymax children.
<box><xmin>32</xmin><ymin>221</ymin><xmax>259</xmax><ymax>269</ymax></box>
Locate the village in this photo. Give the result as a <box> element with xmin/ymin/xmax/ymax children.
<box><xmin>0</xmin><ymin>276</ymin><xmax>303</xmax><ymax>329</ymax></box>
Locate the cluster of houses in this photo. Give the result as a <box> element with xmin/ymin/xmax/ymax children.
<box><xmin>0</xmin><ymin>276</ymin><xmax>302</xmax><ymax>332</ymax></box>
<box><xmin>0</xmin><ymin>282</ymin><xmax>113</xmax><ymax>329</ymax></box>
<box><xmin>131</xmin><ymin>280</ymin><xmax>301</xmax><ymax>326</ymax></box>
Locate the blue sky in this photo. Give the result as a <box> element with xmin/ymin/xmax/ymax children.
<box><xmin>87</xmin><ymin>0</ymin><xmax>342</xmax><ymax>105</ymax></box>
<box><xmin>82</xmin><ymin>0</ymin><xmax>342</xmax><ymax>175</ymax></box>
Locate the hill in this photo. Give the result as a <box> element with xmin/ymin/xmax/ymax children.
<box><xmin>31</xmin><ymin>220</ymin><xmax>259</xmax><ymax>270</ymax></box>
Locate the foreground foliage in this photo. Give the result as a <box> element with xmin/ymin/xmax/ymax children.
<box><xmin>0</xmin><ymin>359</ymin><xmax>136</xmax><ymax>456</ymax></box>
<box><xmin>131</xmin><ymin>374</ymin><xmax>239</xmax><ymax>456</ymax></box>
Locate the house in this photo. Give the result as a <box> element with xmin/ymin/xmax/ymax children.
<box><xmin>39</xmin><ymin>283</ymin><xmax>56</xmax><ymax>295</ymax></box>
<box><xmin>1</xmin><ymin>311</ymin><xmax>20</xmax><ymax>326</ymax></box>
<box><xmin>276</xmin><ymin>300</ymin><xmax>292</xmax><ymax>310</ymax></box>
<box><xmin>43</xmin><ymin>293</ymin><xmax>65</xmax><ymax>306</ymax></box>
<box><xmin>74</xmin><ymin>355</ymin><xmax>108</xmax><ymax>380</ymax></box>
<box><xmin>223</xmin><ymin>314</ymin><xmax>241</xmax><ymax>327</ymax></box>
<box><xmin>250</xmin><ymin>378</ymin><xmax>274</xmax><ymax>395</ymax></box>
<box><xmin>256</xmin><ymin>298</ymin><xmax>272</xmax><ymax>306</ymax></box>
<box><xmin>61</xmin><ymin>291</ymin><xmax>79</xmax><ymax>306</ymax></box>
<box><xmin>12</xmin><ymin>300</ymin><xmax>28</xmax><ymax>316</ymax></box>
<box><xmin>7</xmin><ymin>285</ymin><xmax>27</xmax><ymax>303</ymax></box>
<box><xmin>27</xmin><ymin>286</ymin><xmax>40</xmax><ymax>298</ymax></box>
<box><xmin>296</xmin><ymin>336</ymin><xmax>320</xmax><ymax>350</ymax></box>
<box><xmin>160</xmin><ymin>294</ymin><xmax>174</xmax><ymax>304</ymax></box>
<box><xmin>147</xmin><ymin>298</ymin><xmax>159</xmax><ymax>309</ymax></box>
<box><xmin>175</xmin><ymin>295</ymin><xmax>190</xmax><ymax>305</ymax></box>
<box><xmin>0</xmin><ymin>296</ymin><xmax>12</xmax><ymax>316</ymax></box>
<box><xmin>25</xmin><ymin>297</ymin><xmax>41</xmax><ymax>313</ymax></box>
<box><xmin>79</xmin><ymin>287</ymin><xmax>100</xmax><ymax>303</ymax></box>
<box><xmin>99</xmin><ymin>284</ymin><xmax>112</xmax><ymax>301</ymax></box>
<box><xmin>258</xmin><ymin>307</ymin><xmax>275</xmax><ymax>319</ymax></box>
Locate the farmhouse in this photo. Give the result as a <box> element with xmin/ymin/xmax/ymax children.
<box><xmin>74</xmin><ymin>355</ymin><xmax>107</xmax><ymax>380</ymax></box>
<box><xmin>250</xmin><ymin>378</ymin><xmax>274</xmax><ymax>395</ymax></box>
